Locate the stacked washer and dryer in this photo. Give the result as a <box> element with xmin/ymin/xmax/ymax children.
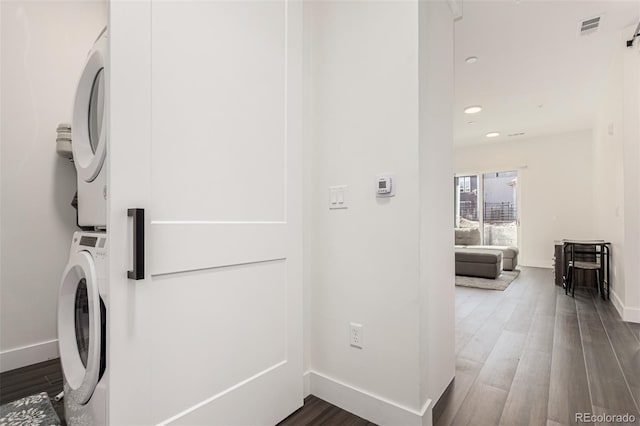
<box><xmin>58</xmin><ymin>28</ymin><xmax>109</xmax><ymax>426</ymax></box>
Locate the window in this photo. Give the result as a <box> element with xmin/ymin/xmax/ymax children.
<box><xmin>459</xmin><ymin>176</ymin><xmax>471</xmax><ymax>193</ymax></box>
<box><xmin>455</xmin><ymin>171</ymin><xmax>518</xmax><ymax>247</ymax></box>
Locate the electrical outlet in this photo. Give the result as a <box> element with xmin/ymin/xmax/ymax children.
<box><xmin>349</xmin><ymin>322</ymin><xmax>363</xmax><ymax>349</ymax></box>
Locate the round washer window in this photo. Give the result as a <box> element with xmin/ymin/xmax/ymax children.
<box><xmin>88</xmin><ymin>68</ymin><xmax>105</xmax><ymax>154</ymax></box>
<box><xmin>74</xmin><ymin>278</ymin><xmax>90</xmax><ymax>368</ymax></box>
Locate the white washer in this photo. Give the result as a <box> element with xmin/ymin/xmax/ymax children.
<box><xmin>58</xmin><ymin>232</ymin><xmax>108</xmax><ymax>426</ymax></box>
<box><xmin>73</xmin><ymin>29</ymin><xmax>107</xmax><ymax>228</ymax></box>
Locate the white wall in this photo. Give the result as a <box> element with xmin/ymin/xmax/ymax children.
<box><xmin>305</xmin><ymin>1</ymin><xmax>455</xmax><ymax>424</ymax></box>
<box><xmin>0</xmin><ymin>0</ymin><xmax>106</xmax><ymax>372</ymax></box>
<box><xmin>308</xmin><ymin>0</ymin><xmax>422</xmax><ymax>413</ymax></box>
<box><xmin>418</xmin><ymin>0</ymin><xmax>456</xmax><ymax>411</ymax></box>
<box><xmin>454</xmin><ymin>130</ymin><xmax>595</xmax><ymax>268</ymax></box>
<box><xmin>302</xmin><ymin>0</ymin><xmax>314</xmax><ymax>391</ymax></box>
<box><xmin>593</xmin><ymin>23</ymin><xmax>640</xmax><ymax>323</ymax></box>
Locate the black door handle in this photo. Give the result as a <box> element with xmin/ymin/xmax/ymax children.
<box><xmin>127</xmin><ymin>208</ymin><xmax>145</xmax><ymax>280</ymax></box>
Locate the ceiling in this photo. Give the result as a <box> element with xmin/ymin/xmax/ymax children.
<box><xmin>454</xmin><ymin>0</ymin><xmax>639</xmax><ymax>145</ymax></box>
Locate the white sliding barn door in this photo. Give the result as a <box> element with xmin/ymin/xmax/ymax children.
<box><xmin>108</xmin><ymin>1</ymin><xmax>303</xmax><ymax>424</ymax></box>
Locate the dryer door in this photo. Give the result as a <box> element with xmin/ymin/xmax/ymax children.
<box><xmin>58</xmin><ymin>251</ymin><xmax>103</xmax><ymax>405</ymax></box>
<box><xmin>72</xmin><ymin>34</ymin><xmax>107</xmax><ymax>183</ymax></box>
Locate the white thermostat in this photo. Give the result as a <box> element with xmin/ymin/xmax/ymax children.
<box><xmin>376</xmin><ymin>174</ymin><xmax>395</xmax><ymax>197</ymax></box>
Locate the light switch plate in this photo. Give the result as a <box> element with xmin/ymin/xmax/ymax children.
<box><xmin>329</xmin><ymin>185</ymin><xmax>348</xmax><ymax>209</ymax></box>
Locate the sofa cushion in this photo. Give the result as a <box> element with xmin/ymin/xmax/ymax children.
<box><xmin>455</xmin><ymin>228</ymin><xmax>481</xmax><ymax>246</ymax></box>
<box><xmin>456</xmin><ymin>261</ymin><xmax>501</xmax><ymax>279</ymax></box>
<box><xmin>466</xmin><ymin>245</ymin><xmax>519</xmax><ymax>258</ymax></box>
<box><xmin>455</xmin><ymin>248</ymin><xmax>502</xmax><ymax>264</ymax></box>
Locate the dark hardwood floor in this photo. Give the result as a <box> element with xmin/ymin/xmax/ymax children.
<box><xmin>0</xmin><ymin>358</ymin><xmax>65</xmax><ymax>423</ymax></box>
<box><xmin>278</xmin><ymin>395</ymin><xmax>376</xmax><ymax>426</ymax></box>
<box><xmin>0</xmin><ymin>361</ymin><xmax>369</xmax><ymax>426</ymax></box>
<box><xmin>2</xmin><ymin>267</ymin><xmax>638</xmax><ymax>426</ymax></box>
<box><xmin>434</xmin><ymin>267</ymin><xmax>640</xmax><ymax>426</ymax></box>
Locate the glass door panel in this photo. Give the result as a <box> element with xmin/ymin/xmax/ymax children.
<box><xmin>455</xmin><ymin>175</ymin><xmax>481</xmax><ymax>245</ymax></box>
<box><xmin>482</xmin><ymin>171</ymin><xmax>517</xmax><ymax>247</ymax></box>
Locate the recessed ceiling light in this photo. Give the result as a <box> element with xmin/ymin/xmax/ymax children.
<box><xmin>486</xmin><ymin>132</ymin><xmax>500</xmax><ymax>138</ymax></box>
<box><xmin>464</xmin><ymin>105</ymin><xmax>483</xmax><ymax>114</ymax></box>
<box><xmin>465</xmin><ymin>56</ymin><xmax>478</xmax><ymax>64</ymax></box>
<box><xmin>467</xmin><ymin>121</ymin><xmax>477</xmax><ymax>125</ymax></box>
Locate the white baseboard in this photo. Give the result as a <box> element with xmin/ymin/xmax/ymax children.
<box><xmin>519</xmin><ymin>261</ymin><xmax>552</xmax><ymax>269</ymax></box>
<box><xmin>0</xmin><ymin>339</ymin><xmax>59</xmax><ymax>373</ymax></box>
<box><xmin>306</xmin><ymin>370</ymin><xmax>432</xmax><ymax>426</ymax></box>
<box><xmin>610</xmin><ymin>288</ymin><xmax>640</xmax><ymax>324</ymax></box>
<box><xmin>625</xmin><ymin>306</ymin><xmax>640</xmax><ymax>323</ymax></box>
<box><xmin>611</xmin><ymin>288</ymin><xmax>626</xmax><ymax>319</ymax></box>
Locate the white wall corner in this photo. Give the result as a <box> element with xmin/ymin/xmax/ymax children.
<box><xmin>307</xmin><ymin>370</ymin><xmax>432</xmax><ymax>426</ymax></box>
<box><xmin>421</xmin><ymin>401</ymin><xmax>434</xmax><ymax>426</ymax></box>
<box><xmin>610</xmin><ymin>288</ymin><xmax>640</xmax><ymax>324</ymax></box>
<box><xmin>0</xmin><ymin>339</ymin><xmax>59</xmax><ymax>373</ymax></box>
<box><xmin>303</xmin><ymin>371</ymin><xmax>311</xmax><ymax>398</ymax></box>
<box><xmin>446</xmin><ymin>0</ymin><xmax>463</xmax><ymax>21</ymax></box>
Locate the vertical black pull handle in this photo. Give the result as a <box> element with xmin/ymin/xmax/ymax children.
<box><xmin>128</xmin><ymin>208</ymin><xmax>145</xmax><ymax>280</ymax></box>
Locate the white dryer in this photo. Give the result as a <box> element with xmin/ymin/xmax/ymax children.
<box><xmin>73</xmin><ymin>29</ymin><xmax>107</xmax><ymax>228</ymax></box>
<box><xmin>58</xmin><ymin>231</ymin><xmax>108</xmax><ymax>426</ymax></box>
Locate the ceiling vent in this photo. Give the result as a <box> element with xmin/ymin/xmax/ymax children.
<box><xmin>508</xmin><ymin>132</ymin><xmax>525</xmax><ymax>137</ymax></box>
<box><xmin>579</xmin><ymin>16</ymin><xmax>601</xmax><ymax>36</ymax></box>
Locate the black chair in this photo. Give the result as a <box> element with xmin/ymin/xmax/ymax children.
<box><xmin>562</xmin><ymin>240</ymin><xmax>608</xmax><ymax>298</ymax></box>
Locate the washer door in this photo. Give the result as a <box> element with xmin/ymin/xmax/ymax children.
<box><xmin>58</xmin><ymin>251</ymin><xmax>102</xmax><ymax>404</ymax></box>
<box><xmin>72</xmin><ymin>35</ymin><xmax>107</xmax><ymax>183</ymax></box>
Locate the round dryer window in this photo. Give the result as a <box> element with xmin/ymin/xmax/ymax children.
<box><xmin>88</xmin><ymin>69</ymin><xmax>105</xmax><ymax>155</ymax></box>
<box><xmin>72</xmin><ymin>33</ymin><xmax>107</xmax><ymax>183</ymax></box>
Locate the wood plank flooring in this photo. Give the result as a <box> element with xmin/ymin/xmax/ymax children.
<box><xmin>0</xmin><ymin>358</ymin><xmax>65</xmax><ymax>423</ymax></box>
<box><xmin>1</xmin><ymin>267</ymin><xmax>638</xmax><ymax>426</ymax></box>
<box><xmin>0</xmin><ymin>361</ymin><xmax>368</xmax><ymax>426</ymax></box>
<box><xmin>278</xmin><ymin>395</ymin><xmax>376</xmax><ymax>426</ymax></box>
<box><xmin>435</xmin><ymin>267</ymin><xmax>640</xmax><ymax>426</ymax></box>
